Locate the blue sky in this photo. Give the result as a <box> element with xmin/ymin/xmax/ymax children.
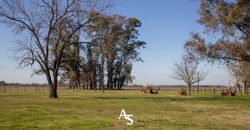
<box><xmin>0</xmin><ymin>0</ymin><xmax>232</xmax><ymax>85</ymax></box>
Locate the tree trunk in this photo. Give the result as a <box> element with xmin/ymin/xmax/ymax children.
<box><xmin>243</xmin><ymin>80</ymin><xmax>247</xmax><ymax>93</ymax></box>
<box><xmin>49</xmin><ymin>70</ymin><xmax>58</xmax><ymax>98</ymax></box>
<box><xmin>119</xmin><ymin>77</ymin><xmax>125</xmax><ymax>89</ymax></box>
<box><xmin>75</xmin><ymin>37</ymin><xmax>81</xmax><ymax>90</ymax></box>
<box><xmin>107</xmin><ymin>68</ymin><xmax>113</xmax><ymax>89</ymax></box>
<box><xmin>197</xmin><ymin>79</ymin><xmax>200</xmax><ymax>93</ymax></box>
<box><xmin>188</xmin><ymin>84</ymin><xmax>191</xmax><ymax>96</ymax></box>
<box><xmin>49</xmin><ymin>84</ymin><xmax>58</xmax><ymax>98</ymax></box>
<box><xmin>246</xmin><ymin>81</ymin><xmax>248</xmax><ymax>94</ymax></box>
<box><xmin>44</xmin><ymin>67</ymin><xmax>58</xmax><ymax>98</ymax></box>
<box><xmin>237</xmin><ymin>83</ymin><xmax>242</xmax><ymax>95</ymax></box>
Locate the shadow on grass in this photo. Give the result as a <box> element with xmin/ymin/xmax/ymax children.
<box><xmin>60</xmin><ymin>97</ymin><xmax>88</xmax><ymax>100</ymax></box>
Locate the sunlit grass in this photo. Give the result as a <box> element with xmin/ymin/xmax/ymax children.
<box><xmin>0</xmin><ymin>88</ymin><xmax>250</xmax><ymax>130</ymax></box>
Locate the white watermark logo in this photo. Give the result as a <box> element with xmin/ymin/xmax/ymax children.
<box><xmin>118</xmin><ymin>109</ymin><xmax>133</xmax><ymax>125</ymax></box>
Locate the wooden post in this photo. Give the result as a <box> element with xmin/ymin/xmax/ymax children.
<box><xmin>198</xmin><ymin>72</ymin><xmax>200</xmax><ymax>93</ymax></box>
<box><xmin>247</xmin><ymin>82</ymin><xmax>248</xmax><ymax>95</ymax></box>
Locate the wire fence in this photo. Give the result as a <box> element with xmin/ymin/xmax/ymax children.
<box><xmin>0</xmin><ymin>85</ymin><xmax>248</xmax><ymax>95</ymax></box>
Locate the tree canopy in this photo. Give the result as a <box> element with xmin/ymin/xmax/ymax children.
<box><xmin>185</xmin><ymin>0</ymin><xmax>250</xmax><ymax>64</ymax></box>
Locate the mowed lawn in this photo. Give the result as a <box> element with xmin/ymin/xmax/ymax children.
<box><xmin>0</xmin><ymin>88</ymin><xmax>250</xmax><ymax>130</ymax></box>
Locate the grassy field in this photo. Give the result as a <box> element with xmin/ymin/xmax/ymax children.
<box><xmin>0</xmin><ymin>88</ymin><xmax>250</xmax><ymax>130</ymax></box>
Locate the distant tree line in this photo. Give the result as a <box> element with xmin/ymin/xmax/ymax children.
<box><xmin>0</xmin><ymin>81</ymin><xmax>47</xmax><ymax>87</ymax></box>
<box><xmin>0</xmin><ymin>81</ymin><xmax>6</xmax><ymax>86</ymax></box>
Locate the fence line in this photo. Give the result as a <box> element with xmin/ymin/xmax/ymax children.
<box><xmin>0</xmin><ymin>85</ymin><xmax>240</xmax><ymax>93</ymax></box>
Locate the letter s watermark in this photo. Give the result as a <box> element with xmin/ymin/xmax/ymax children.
<box><xmin>118</xmin><ymin>109</ymin><xmax>133</xmax><ymax>125</ymax></box>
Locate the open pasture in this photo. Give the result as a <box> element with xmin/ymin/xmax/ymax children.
<box><xmin>0</xmin><ymin>87</ymin><xmax>250</xmax><ymax>130</ymax></box>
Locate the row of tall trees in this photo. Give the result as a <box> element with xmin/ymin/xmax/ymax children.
<box><xmin>60</xmin><ymin>15</ymin><xmax>146</xmax><ymax>91</ymax></box>
<box><xmin>0</xmin><ymin>0</ymin><xmax>146</xmax><ymax>98</ymax></box>
<box><xmin>184</xmin><ymin>0</ymin><xmax>250</xmax><ymax>93</ymax></box>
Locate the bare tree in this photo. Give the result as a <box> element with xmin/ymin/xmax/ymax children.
<box><xmin>0</xmin><ymin>0</ymin><xmax>110</xmax><ymax>98</ymax></box>
<box><xmin>228</xmin><ymin>61</ymin><xmax>250</xmax><ymax>94</ymax></box>
<box><xmin>171</xmin><ymin>56</ymin><xmax>206</xmax><ymax>95</ymax></box>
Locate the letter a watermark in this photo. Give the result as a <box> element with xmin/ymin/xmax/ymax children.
<box><xmin>118</xmin><ymin>109</ymin><xmax>133</xmax><ymax>125</ymax></box>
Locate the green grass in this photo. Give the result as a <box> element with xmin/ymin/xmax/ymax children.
<box><xmin>0</xmin><ymin>89</ymin><xmax>250</xmax><ymax>130</ymax></box>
